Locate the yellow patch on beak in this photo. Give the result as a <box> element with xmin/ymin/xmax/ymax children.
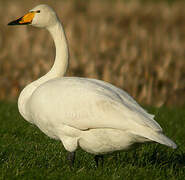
<box><xmin>19</xmin><ymin>12</ymin><xmax>35</xmax><ymax>24</ymax></box>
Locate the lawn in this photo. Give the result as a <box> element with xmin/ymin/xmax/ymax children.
<box><xmin>0</xmin><ymin>101</ymin><xmax>184</xmax><ymax>179</ymax></box>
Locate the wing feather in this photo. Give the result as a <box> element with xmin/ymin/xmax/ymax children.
<box><xmin>29</xmin><ymin>77</ymin><xmax>163</xmax><ymax>135</ymax></box>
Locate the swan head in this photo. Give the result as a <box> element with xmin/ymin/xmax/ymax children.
<box><xmin>8</xmin><ymin>4</ymin><xmax>58</xmax><ymax>28</ymax></box>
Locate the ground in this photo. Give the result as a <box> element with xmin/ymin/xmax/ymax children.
<box><xmin>0</xmin><ymin>101</ymin><xmax>184</xmax><ymax>180</ymax></box>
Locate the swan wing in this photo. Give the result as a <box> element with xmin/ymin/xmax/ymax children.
<box><xmin>88</xmin><ymin>79</ymin><xmax>155</xmax><ymax>119</ymax></box>
<box><xmin>87</xmin><ymin>78</ymin><xmax>161</xmax><ymax>131</ymax></box>
<box><xmin>29</xmin><ymin>77</ymin><xmax>162</xmax><ymax>133</ymax></box>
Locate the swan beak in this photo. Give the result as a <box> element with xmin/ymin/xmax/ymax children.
<box><xmin>8</xmin><ymin>12</ymin><xmax>35</xmax><ymax>25</ymax></box>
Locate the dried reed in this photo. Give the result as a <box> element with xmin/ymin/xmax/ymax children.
<box><xmin>0</xmin><ymin>0</ymin><xmax>185</xmax><ymax>106</ymax></box>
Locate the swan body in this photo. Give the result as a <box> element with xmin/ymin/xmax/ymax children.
<box><xmin>8</xmin><ymin>4</ymin><xmax>176</xmax><ymax>158</ymax></box>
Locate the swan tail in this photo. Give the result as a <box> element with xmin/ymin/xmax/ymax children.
<box><xmin>150</xmin><ymin>132</ymin><xmax>177</xmax><ymax>149</ymax></box>
<box><xmin>131</xmin><ymin>128</ymin><xmax>177</xmax><ymax>149</ymax></box>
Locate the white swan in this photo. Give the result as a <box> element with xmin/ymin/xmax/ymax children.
<box><xmin>8</xmin><ymin>4</ymin><xmax>177</xmax><ymax>166</ymax></box>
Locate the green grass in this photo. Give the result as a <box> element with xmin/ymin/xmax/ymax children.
<box><xmin>0</xmin><ymin>101</ymin><xmax>184</xmax><ymax>180</ymax></box>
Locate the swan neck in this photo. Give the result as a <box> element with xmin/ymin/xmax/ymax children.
<box><xmin>47</xmin><ymin>21</ymin><xmax>69</xmax><ymax>77</ymax></box>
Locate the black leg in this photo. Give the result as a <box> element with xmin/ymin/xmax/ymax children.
<box><xmin>94</xmin><ymin>155</ymin><xmax>104</xmax><ymax>167</ymax></box>
<box><xmin>67</xmin><ymin>152</ymin><xmax>76</xmax><ymax>168</ymax></box>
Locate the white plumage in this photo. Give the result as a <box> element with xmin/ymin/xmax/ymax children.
<box><xmin>9</xmin><ymin>4</ymin><xmax>176</xmax><ymax>157</ymax></box>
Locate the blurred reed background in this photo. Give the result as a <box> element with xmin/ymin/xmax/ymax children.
<box><xmin>0</xmin><ymin>0</ymin><xmax>185</xmax><ymax>106</ymax></box>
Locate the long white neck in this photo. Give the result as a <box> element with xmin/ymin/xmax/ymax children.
<box><xmin>35</xmin><ymin>21</ymin><xmax>69</xmax><ymax>85</ymax></box>
<box><xmin>18</xmin><ymin>20</ymin><xmax>69</xmax><ymax>121</ymax></box>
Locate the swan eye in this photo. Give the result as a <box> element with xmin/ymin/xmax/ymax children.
<box><xmin>36</xmin><ymin>10</ymin><xmax>40</xmax><ymax>13</ymax></box>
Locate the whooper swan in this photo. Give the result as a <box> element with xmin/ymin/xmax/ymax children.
<box><xmin>8</xmin><ymin>4</ymin><xmax>177</xmax><ymax>167</ymax></box>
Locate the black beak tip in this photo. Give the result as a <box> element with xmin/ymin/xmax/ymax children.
<box><xmin>8</xmin><ymin>19</ymin><xmax>19</xmax><ymax>26</ymax></box>
<box><xmin>8</xmin><ymin>21</ymin><xmax>15</xmax><ymax>25</ymax></box>
<box><xmin>7</xmin><ymin>17</ymin><xmax>23</xmax><ymax>26</ymax></box>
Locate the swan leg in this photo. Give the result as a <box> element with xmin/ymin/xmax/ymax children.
<box><xmin>94</xmin><ymin>155</ymin><xmax>104</xmax><ymax>167</ymax></box>
<box><xmin>67</xmin><ymin>152</ymin><xmax>76</xmax><ymax>168</ymax></box>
